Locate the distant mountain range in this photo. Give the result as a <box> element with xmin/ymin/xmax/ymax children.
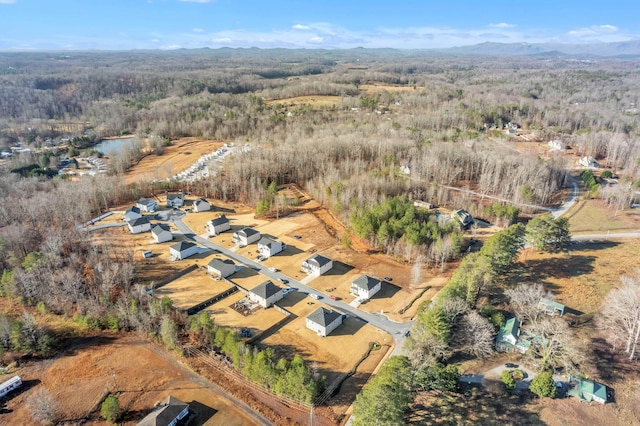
<box><xmin>437</xmin><ymin>40</ymin><xmax>640</xmax><ymax>57</ymax></box>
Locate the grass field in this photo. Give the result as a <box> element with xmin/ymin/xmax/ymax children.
<box><xmin>154</xmin><ymin>268</ymin><xmax>229</xmax><ymax>310</ymax></box>
<box><xmin>566</xmin><ymin>199</ymin><xmax>640</xmax><ymax>234</ymax></box>
<box><xmin>264</xmin><ymin>95</ymin><xmax>343</xmax><ymax>108</ymax></box>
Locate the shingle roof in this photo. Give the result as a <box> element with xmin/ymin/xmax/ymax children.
<box><xmin>126</xmin><ymin>206</ymin><xmax>141</xmax><ymax>214</ymax></box>
<box><xmin>258</xmin><ymin>237</ymin><xmax>278</xmax><ymax>247</ymax></box>
<box><xmin>129</xmin><ymin>217</ymin><xmax>150</xmax><ymax>227</ymax></box>
<box><xmin>170</xmin><ymin>241</ymin><xmax>196</xmax><ymax>252</ymax></box>
<box><xmin>250</xmin><ymin>280</ymin><xmax>282</xmax><ymax>299</ymax></box>
<box><xmin>137</xmin><ymin>197</ymin><xmax>155</xmax><ymax>205</ymax></box>
<box><xmin>167</xmin><ymin>193</ymin><xmax>183</xmax><ymax>200</ymax></box>
<box><xmin>307</xmin><ymin>307</ymin><xmax>342</xmax><ymax>327</ymax></box>
<box><xmin>240</xmin><ymin>227</ymin><xmax>259</xmax><ymax>237</ymax></box>
<box><xmin>352</xmin><ymin>274</ymin><xmax>381</xmax><ymax>291</ymax></box>
<box><xmin>208</xmin><ymin>258</ymin><xmax>234</xmax><ymax>269</ymax></box>
<box><xmin>137</xmin><ymin>395</ymin><xmax>189</xmax><ymax>426</ymax></box>
<box><xmin>306</xmin><ymin>254</ymin><xmax>332</xmax><ymax>267</ymax></box>
<box><xmin>151</xmin><ymin>224</ymin><xmax>170</xmax><ymax>236</ymax></box>
<box><xmin>209</xmin><ymin>215</ymin><xmax>229</xmax><ymax>226</ymax></box>
<box><xmin>194</xmin><ymin>198</ymin><xmax>208</xmax><ymax>206</ymax></box>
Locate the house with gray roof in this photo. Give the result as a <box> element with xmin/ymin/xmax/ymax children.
<box><xmin>257</xmin><ymin>237</ymin><xmax>284</xmax><ymax>258</ymax></box>
<box><xmin>166</xmin><ymin>192</ymin><xmax>184</xmax><ymax>208</ymax></box>
<box><xmin>301</xmin><ymin>254</ymin><xmax>333</xmax><ymax>276</ymax></box>
<box><xmin>206</xmin><ymin>215</ymin><xmax>231</xmax><ymax>236</ymax></box>
<box><xmin>169</xmin><ymin>241</ymin><xmax>198</xmax><ymax>260</ymax></box>
<box><xmin>151</xmin><ymin>224</ymin><xmax>173</xmax><ymax>243</ymax></box>
<box><xmin>350</xmin><ymin>274</ymin><xmax>382</xmax><ymax>299</ymax></box>
<box><xmin>124</xmin><ymin>206</ymin><xmax>143</xmax><ymax>222</ymax></box>
<box><xmin>232</xmin><ymin>227</ymin><xmax>261</xmax><ymax>246</ymax></box>
<box><xmin>248</xmin><ymin>280</ymin><xmax>283</xmax><ymax>308</ymax></box>
<box><xmin>136</xmin><ymin>197</ymin><xmax>158</xmax><ymax>212</ymax></box>
<box><xmin>128</xmin><ymin>216</ymin><xmax>151</xmax><ymax>234</ymax></box>
<box><xmin>306</xmin><ymin>307</ymin><xmax>344</xmax><ymax>337</ymax></box>
<box><xmin>193</xmin><ymin>198</ymin><xmax>211</xmax><ymax>212</ymax></box>
<box><xmin>207</xmin><ymin>258</ymin><xmax>235</xmax><ymax>278</ymax></box>
<box><xmin>137</xmin><ymin>395</ymin><xmax>189</xmax><ymax>426</ymax></box>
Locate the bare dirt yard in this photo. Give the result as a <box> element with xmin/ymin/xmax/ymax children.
<box><xmin>154</xmin><ymin>267</ymin><xmax>229</xmax><ymax>310</ymax></box>
<box><xmin>2</xmin><ymin>333</ymin><xmax>262</xmax><ymax>426</ymax></box>
<box><xmin>124</xmin><ymin>137</ymin><xmax>225</xmax><ymax>184</ymax></box>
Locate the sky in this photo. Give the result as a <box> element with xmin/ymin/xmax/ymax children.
<box><xmin>1</xmin><ymin>0</ymin><xmax>639</xmax><ymax>50</ymax></box>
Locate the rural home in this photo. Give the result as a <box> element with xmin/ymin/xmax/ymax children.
<box><xmin>451</xmin><ymin>209</ymin><xmax>474</xmax><ymax>228</ymax></box>
<box><xmin>136</xmin><ymin>197</ymin><xmax>158</xmax><ymax>212</ymax></box>
<box><xmin>257</xmin><ymin>237</ymin><xmax>285</xmax><ymax>258</ymax></box>
<box><xmin>206</xmin><ymin>215</ymin><xmax>231</xmax><ymax>236</ymax></box>
<box><xmin>151</xmin><ymin>224</ymin><xmax>173</xmax><ymax>243</ymax></box>
<box><xmin>548</xmin><ymin>140</ymin><xmax>567</xmax><ymax>150</ymax></box>
<box><xmin>568</xmin><ymin>376</ymin><xmax>609</xmax><ymax>404</ymax></box>
<box><xmin>301</xmin><ymin>254</ymin><xmax>333</xmax><ymax>276</ymax></box>
<box><xmin>128</xmin><ymin>217</ymin><xmax>152</xmax><ymax>234</ymax></box>
<box><xmin>137</xmin><ymin>395</ymin><xmax>190</xmax><ymax>426</ymax></box>
<box><xmin>232</xmin><ymin>227</ymin><xmax>261</xmax><ymax>246</ymax></box>
<box><xmin>495</xmin><ymin>317</ymin><xmax>529</xmax><ymax>353</ymax></box>
<box><xmin>207</xmin><ymin>258</ymin><xmax>235</xmax><ymax>278</ymax></box>
<box><xmin>539</xmin><ymin>298</ymin><xmax>565</xmax><ymax>316</ymax></box>
<box><xmin>0</xmin><ymin>376</ymin><xmax>22</xmax><ymax>398</ymax></box>
<box><xmin>579</xmin><ymin>156</ymin><xmax>600</xmax><ymax>168</ymax></box>
<box><xmin>248</xmin><ymin>280</ymin><xmax>283</xmax><ymax>308</ymax></box>
<box><xmin>350</xmin><ymin>274</ymin><xmax>382</xmax><ymax>299</ymax></box>
<box><xmin>193</xmin><ymin>198</ymin><xmax>211</xmax><ymax>212</ymax></box>
<box><xmin>306</xmin><ymin>307</ymin><xmax>344</xmax><ymax>337</ymax></box>
<box><xmin>169</xmin><ymin>241</ymin><xmax>199</xmax><ymax>260</ymax></box>
<box><xmin>124</xmin><ymin>206</ymin><xmax>142</xmax><ymax>222</ymax></box>
<box><xmin>166</xmin><ymin>192</ymin><xmax>184</xmax><ymax>208</ymax></box>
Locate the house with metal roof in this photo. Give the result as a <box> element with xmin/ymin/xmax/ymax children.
<box><xmin>350</xmin><ymin>274</ymin><xmax>382</xmax><ymax>299</ymax></box>
<box><xmin>538</xmin><ymin>298</ymin><xmax>565</xmax><ymax>316</ymax></box>
<box><xmin>301</xmin><ymin>254</ymin><xmax>333</xmax><ymax>276</ymax></box>
<box><xmin>306</xmin><ymin>307</ymin><xmax>344</xmax><ymax>337</ymax></box>
<box><xmin>568</xmin><ymin>376</ymin><xmax>609</xmax><ymax>404</ymax></box>
<box><xmin>248</xmin><ymin>280</ymin><xmax>283</xmax><ymax>308</ymax></box>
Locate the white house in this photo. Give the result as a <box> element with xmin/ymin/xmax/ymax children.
<box><xmin>579</xmin><ymin>156</ymin><xmax>600</xmax><ymax>168</ymax></box>
<box><xmin>128</xmin><ymin>217</ymin><xmax>152</xmax><ymax>234</ymax></box>
<box><xmin>136</xmin><ymin>197</ymin><xmax>158</xmax><ymax>212</ymax></box>
<box><xmin>123</xmin><ymin>206</ymin><xmax>142</xmax><ymax>222</ymax></box>
<box><xmin>548</xmin><ymin>140</ymin><xmax>566</xmax><ymax>150</ymax></box>
<box><xmin>206</xmin><ymin>215</ymin><xmax>231</xmax><ymax>236</ymax></box>
<box><xmin>169</xmin><ymin>241</ymin><xmax>199</xmax><ymax>260</ymax></box>
<box><xmin>306</xmin><ymin>307</ymin><xmax>343</xmax><ymax>337</ymax></box>
<box><xmin>248</xmin><ymin>280</ymin><xmax>283</xmax><ymax>308</ymax></box>
<box><xmin>0</xmin><ymin>376</ymin><xmax>22</xmax><ymax>398</ymax></box>
<box><xmin>166</xmin><ymin>192</ymin><xmax>184</xmax><ymax>208</ymax></box>
<box><xmin>207</xmin><ymin>258</ymin><xmax>235</xmax><ymax>278</ymax></box>
<box><xmin>301</xmin><ymin>254</ymin><xmax>333</xmax><ymax>276</ymax></box>
<box><xmin>350</xmin><ymin>274</ymin><xmax>382</xmax><ymax>299</ymax></box>
<box><xmin>151</xmin><ymin>224</ymin><xmax>173</xmax><ymax>243</ymax></box>
<box><xmin>257</xmin><ymin>237</ymin><xmax>285</xmax><ymax>258</ymax></box>
<box><xmin>232</xmin><ymin>227</ymin><xmax>261</xmax><ymax>246</ymax></box>
<box><xmin>137</xmin><ymin>395</ymin><xmax>189</xmax><ymax>426</ymax></box>
<box><xmin>193</xmin><ymin>198</ymin><xmax>211</xmax><ymax>212</ymax></box>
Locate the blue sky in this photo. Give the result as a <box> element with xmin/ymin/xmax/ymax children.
<box><xmin>1</xmin><ymin>0</ymin><xmax>639</xmax><ymax>50</ymax></box>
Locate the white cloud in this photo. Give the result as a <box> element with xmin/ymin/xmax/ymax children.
<box><xmin>292</xmin><ymin>24</ymin><xmax>311</xmax><ymax>31</ymax></box>
<box><xmin>490</xmin><ymin>23</ymin><xmax>516</xmax><ymax>28</ymax></box>
<box><xmin>0</xmin><ymin>0</ymin><xmax>17</xmax><ymax>4</ymax></box>
<box><xmin>213</xmin><ymin>37</ymin><xmax>232</xmax><ymax>43</ymax></box>
<box><xmin>308</xmin><ymin>36</ymin><xmax>324</xmax><ymax>43</ymax></box>
<box><xmin>192</xmin><ymin>28</ymin><xmax>205</xmax><ymax>33</ymax></box>
<box><xmin>569</xmin><ymin>24</ymin><xmax>619</xmax><ymax>36</ymax></box>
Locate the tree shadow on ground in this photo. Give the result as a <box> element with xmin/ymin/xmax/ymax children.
<box><xmin>590</xmin><ymin>337</ymin><xmax>638</xmax><ymax>383</ymax></box>
<box><xmin>58</xmin><ymin>335</ymin><xmax>119</xmax><ymax>357</ymax></box>
<box><xmin>517</xmin><ymin>255</ymin><xmax>596</xmax><ymax>283</ymax></box>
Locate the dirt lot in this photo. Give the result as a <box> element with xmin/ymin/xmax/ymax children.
<box><xmin>2</xmin><ymin>333</ymin><xmax>261</xmax><ymax>425</ymax></box>
<box><xmin>264</xmin><ymin>95</ymin><xmax>344</xmax><ymax>108</ymax></box>
<box><xmin>154</xmin><ymin>267</ymin><xmax>230</xmax><ymax>310</ymax></box>
<box><xmin>124</xmin><ymin>137</ymin><xmax>225</xmax><ymax>184</ymax></box>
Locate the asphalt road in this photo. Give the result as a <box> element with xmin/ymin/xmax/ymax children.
<box><xmin>171</xmin><ymin>216</ymin><xmax>413</xmax><ymax>349</ymax></box>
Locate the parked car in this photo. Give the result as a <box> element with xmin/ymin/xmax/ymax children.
<box><xmin>268</xmin><ymin>267</ymin><xmax>278</xmax><ymax>272</ymax></box>
<box><xmin>505</xmin><ymin>363</ymin><xmax>519</xmax><ymax>369</ymax></box>
<box><xmin>384</xmin><ymin>276</ymin><xmax>392</xmax><ymax>281</ymax></box>
<box><xmin>282</xmin><ymin>288</ymin><xmax>295</xmax><ymax>295</ymax></box>
<box><xmin>278</xmin><ymin>278</ymin><xmax>289</xmax><ymax>284</ymax></box>
<box><xmin>293</xmin><ymin>235</ymin><xmax>302</xmax><ymax>239</ymax></box>
<box><xmin>309</xmin><ymin>293</ymin><xmax>321</xmax><ymax>300</ymax></box>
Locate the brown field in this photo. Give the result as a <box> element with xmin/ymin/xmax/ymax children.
<box><xmin>3</xmin><ymin>333</ymin><xmax>260</xmax><ymax>426</ymax></box>
<box><xmin>202</xmin><ymin>291</ymin><xmax>287</xmax><ymax>335</ymax></box>
<box><xmin>124</xmin><ymin>137</ymin><xmax>225</xmax><ymax>184</ymax></box>
<box><xmin>359</xmin><ymin>83</ymin><xmax>424</xmax><ymax>94</ymax></box>
<box><xmin>566</xmin><ymin>198</ymin><xmax>640</xmax><ymax>234</ymax></box>
<box><xmin>264</xmin><ymin>95</ymin><xmax>343</xmax><ymax>108</ymax></box>
<box><xmin>154</xmin><ymin>268</ymin><xmax>229</xmax><ymax>310</ymax></box>
<box><xmin>519</xmin><ymin>239</ymin><xmax>640</xmax><ymax>316</ymax></box>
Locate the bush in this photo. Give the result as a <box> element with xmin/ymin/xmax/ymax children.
<box><xmin>100</xmin><ymin>394</ymin><xmax>121</xmax><ymax>422</ymax></box>
<box><xmin>530</xmin><ymin>371</ymin><xmax>556</xmax><ymax>398</ymax></box>
<box><xmin>501</xmin><ymin>369</ymin><xmax>516</xmax><ymax>392</ymax></box>
<box><xmin>512</xmin><ymin>369</ymin><xmax>525</xmax><ymax>381</ymax></box>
